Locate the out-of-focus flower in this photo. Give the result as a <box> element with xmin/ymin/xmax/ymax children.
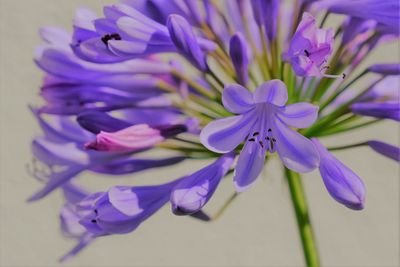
<box><xmin>229</xmin><ymin>33</ymin><xmax>250</xmax><ymax>85</ymax></box>
<box><xmin>201</xmin><ymin>80</ymin><xmax>319</xmax><ymax>191</ymax></box>
<box><xmin>367</xmin><ymin>140</ymin><xmax>400</xmax><ymax>162</ymax></box>
<box><xmin>312</xmin><ymin>138</ymin><xmax>365</xmax><ymax>210</ymax></box>
<box><xmin>312</xmin><ymin>0</ymin><xmax>400</xmax><ymax>34</ymax></box>
<box><xmin>286</xmin><ymin>13</ymin><xmax>334</xmax><ymax>77</ymax></box>
<box><xmin>368</xmin><ymin>63</ymin><xmax>400</xmax><ymax>75</ymax></box>
<box><xmin>351</xmin><ymin>102</ymin><xmax>400</xmax><ymax>121</ymax></box>
<box><xmin>170</xmin><ymin>152</ymin><xmax>235</xmax><ymax>215</ymax></box>
<box><xmin>251</xmin><ymin>0</ymin><xmax>279</xmax><ymax>40</ymax></box>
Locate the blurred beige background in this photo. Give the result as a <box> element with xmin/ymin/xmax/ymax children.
<box><xmin>0</xmin><ymin>0</ymin><xmax>399</xmax><ymax>266</ymax></box>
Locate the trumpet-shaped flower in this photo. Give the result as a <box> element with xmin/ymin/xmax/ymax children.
<box><xmin>201</xmin><ymin>80</ymin><xmax>320</xmax><ymax>191</ymax></box>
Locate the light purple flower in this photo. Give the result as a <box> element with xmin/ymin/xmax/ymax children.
<box><xmin>312</xmin><ymin>138</ymin><xmax>365</xmax><ymax>210</ymax></box>
<box><xmin>312</xmin><ymin>0</ymin><xmax>400</xmax><ymax>34</ymax></box>
<box><xmin>368</xmin><ymin>63</ymin><xmax>400</xmax><ymax>75</ymax></box>
<box><xmin>229</xmin><ymin>33</ymin><xmax>250</xmax><ymax>84</ymax></box>
<box><xmin>351</xmin><ymin>102</ymin><xmax>400</xmax><ymax>121</ymax></box>
<box><xmin>367</xmin><ymin>140</ymin><xmax>400</xmax><ymax>162</ymax></box>
<box><xmin>201</xmin><ymin>80</ymin><xmax>320</xmax><ymax>191</ymax></box>
<box><xmin>79</xmin><ymin>180</ymin><xmax>180</xmax><ymax>236</ymax></box>
<box><xmin>286</xmin><ymin>12</ymin><xmax>334</xmax><ymax>77</ymax></box>
<box><xmin>170</xmin><ymin>152</ymin><xmax>235</xmax><ymax>215</ymax></box>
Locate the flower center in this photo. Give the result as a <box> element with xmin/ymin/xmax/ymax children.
<box><xmin>247</xmin><ymin>128</ymin><xmax>277</xmax><ymax>153</ymax></box>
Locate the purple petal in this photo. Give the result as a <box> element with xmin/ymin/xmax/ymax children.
<box><xmin>234</xmin><ymin>141</ymin><xmax>266</xmax><ymax>192</ymax></box>
<box><xmin>312</xmin><ymin>138</ymin><xmax>365</xmax><ymax>210</ymax></box>
<box><xmin>276</xmin><ymin>103</ymin><xmax>319</xmax><ymax>128</ymax></box>
<box><xmin>368</xmin><ymin>63</ymin><xmax>400</xmax><ymax>75</ymax></box>
<box><xmin>313</xmin><ymin>0</ymin><xmax>400</xmax><ymax>34</ymax></box>
<box><xmin>367</xmin><ymin>140</ymin><xmax>400</xmax><ymax>162</ymax></box>
<box><xmin>200</xmin><ymin>110</ymin><xmax>257</xmax><ymax>153</ymax></box>
<box><xmin>90</xmin><ymin>156</ymin><xmax>186</xmax><ymax>175</ymax></box>
<box><xmin>254</xmin><ymin>80</ymin><xmax>288</xmax><ymax>106</ymax></box>
<box><xmin>59</xmin><ymin>234</ymin><xmax>95</xmax><ymax>263</ymax></box>
<box><xmin>171</xmin><ymin>152</ymin><xmax>235</xmax><ymax>214</ymax></box>
<box><xmin>351</xmin><ymin>101</ymin><xmax>400</xmax><ymax>121</ymax></box>
<box><xmin>167</xmin><ymin>14</ymin><xmax>206</xmax><ymax>70</ymax></box>
<box><xmin>77</xmin><ymin>111</ymin><xmax>131</xmax><ymax>134</ymax></box>
<box><xmin>229</xmin><ymin>33</ymin><xmax>250</xmax><ymax>84</ymax></box>
<box><xmin>274</xmin><ymin>119</ymin><xmax>320</xmax><ymax>173</ymax></box>
<box><xmin>222</xmin><ymin>84</ymin><xmax>254</xmax><ymax>114</ymax></box>
<box><xmin>108</xmin><ymin>186</ymin><xmax>142</xmax><ymax>216</ymax></box>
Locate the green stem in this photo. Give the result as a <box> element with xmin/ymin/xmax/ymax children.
<box><xmin>285</xmin><ymin>168</ymin><xmax>320</xmax><ymax>267</ymax></box>
<box><xmin>327</xmin><ymin>141</ymin><xmax>368</xmax><ymax>151</ymax></box>
<box><xmin>212</xmin><ymin>192</ymin><xmax>238</xmax><ymax>221</ymax></box>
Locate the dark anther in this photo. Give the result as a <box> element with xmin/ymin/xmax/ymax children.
<box><xmin>259</xmin><ymin>141</ymin><xmax>264</xmax><ymax>148</ymax></box>
<box><xmin>304</xmin><ymin>49</ymin><xmax>310</xmax><ymax>57</ymax></box>
<box><xmin>270</xmin><ymin>141</ymin><xmax>274</xmax><ymax>150</ymax></box>
<box><xmin>266</xmin><ymin>137</ymin><xmax>270</xmax><ymax>140</ymax></box>
<box><xmin>268</xmin><ymin>128</ymin><xmax>272</xmax><ymax>132</ymax></box>
<box><xmin>94</xmin><ymin>209</ymin><xmax>98</xmax><ymax>215</ymax></box>
<box><xmin>91</xmin><ymin>219</ymin><xmax>97</xmax><ymax>223</ymax></box>
<box><xmin>248</xmin><ymin>138</ymin><xmax>255</xmax><ymax>142</ymax></box>
<box><xmin>342</xmin><ymin>73</ymin><xmax>346</xmax><ymax>79</ymax></box>
<box><xmin>253</xmin><ymin>132</ymin><xmax>259</xmax><ymax>136</ymax></box>
<box><xmin>102</xmin><ymin>33</ymin><xmax>122</xmax><ymax>45</ymax></box>
<box><xmin>272</xmin><ymin>138</ymin><xmax>276</xmax><ymax>142</ymax></box>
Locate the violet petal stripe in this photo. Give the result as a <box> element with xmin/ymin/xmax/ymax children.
<box><xmin>233</xmin><ymin>141</ymin><xmax>265</xmax><ymax>192</ymax></box>
<box><xmin>254</xmin><ymin>80</ymin><xmax>288</xmax><ymax>106</ymax></box>
<box><xmin>276</xmin><ymin>103</ymin><xmax>319</xmax><ymax>129</ymax></box>
<box><xmin>274</xmin><ymin>119</ymin><xmax>320</xmax><ymax>173</ymax></box>
<box><xmin>222</xmin><ymin>84</ymin><xmax>254</xmax><ymax>114</ymax></box>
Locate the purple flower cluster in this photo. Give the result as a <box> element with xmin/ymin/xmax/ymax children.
<box><xmin>30</xmin><ymin>0</ymin><xmax>400</xmax><ymax>262</ymax></box>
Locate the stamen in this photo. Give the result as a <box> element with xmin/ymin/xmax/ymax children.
<box><xmin>102</xmin><ymin>33</ymin><xmax>122</xmax><ymax>45</ymax></box>
<box><xmin>304</xmin><ymin>49</ymin><xmax>310</xmax><ymax>57</ymax></box>
<box><xmin>248</xmin><ymin>138</ymin><xmax>255</xmax><ymax>142</ymax></box>
<box><xmin>259</xmin><ymin>141</ymin><xmax>264</xmax><ymax>148</ymax></box>
<box><xmin>253</xmin><ymin>132</ymin><xmax>259</xmax><ymax>136</ymax></box>
<box><xmin>268</xmin><ymin>128</ymin><xmax>272</xmax><ymax>132</ymax></box>
<box><xmin>91</xmin><ymin>219</ymin><xmax>97</xmax><ymax>223</ymax></box>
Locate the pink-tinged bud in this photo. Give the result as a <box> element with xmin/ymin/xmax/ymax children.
<box><xmin>85</xmin><ymin>124</ymin><xmax>164</xmax><ymax>152</ymax></box>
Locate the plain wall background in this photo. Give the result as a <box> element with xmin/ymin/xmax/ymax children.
<box><xmin>0</xmin><ymin>0</ymin><xmax>399</xmax><ymax>266</ymax></box>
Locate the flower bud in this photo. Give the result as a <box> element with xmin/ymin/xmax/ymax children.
<box><xmin>312</xmin><ymin>138</ymin><xmax>365</xmax><ymax>210</ymax></box>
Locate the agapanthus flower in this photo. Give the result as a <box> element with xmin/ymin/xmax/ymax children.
<box><xmin>201</xmin><ymin>80</ymin><xmax>320</xmax><ymax>191</ymax></box>
<box><xmin>29</xmin><ymin>0</ymin><xmax>400</xmax><ymax>264</ymax></box>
